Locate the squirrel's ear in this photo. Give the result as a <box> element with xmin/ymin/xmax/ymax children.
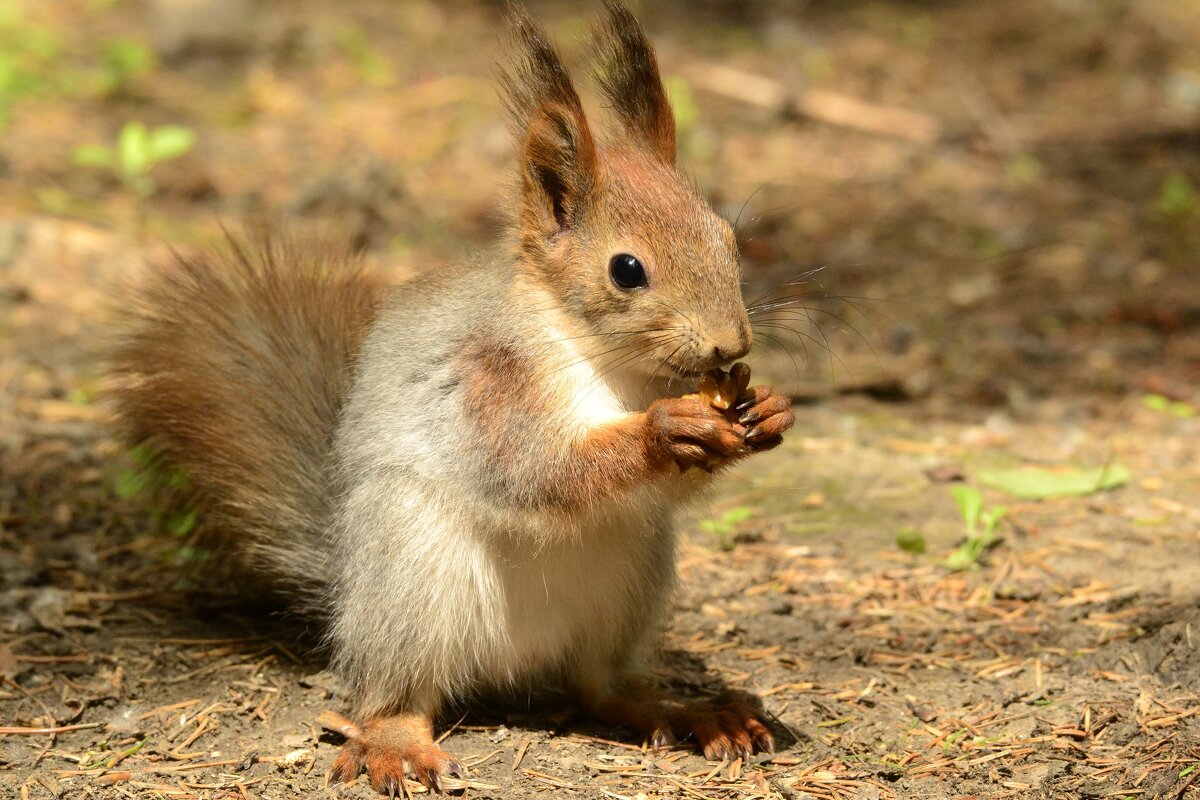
<box><xmin>519</xmin><ymin>102</ymin><xmax>597</xmax><ymax>234</ymax></box>
<box><xmin>500</xmin><ymin>4</ymin><xmax>598</xmax><ymax>236</ymax></box>
<box><xmin>590</xmin><ymin>0</ymin><xmax>675</xmax><ymax>164</ymax></box>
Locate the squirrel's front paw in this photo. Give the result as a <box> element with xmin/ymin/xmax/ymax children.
<box><xmin>734</xmin><ymin>386</ymin><xmax>795</xmax><ymax>453</ymax></box>
<box><xmin>327</xmin><ymin>713</ymin><xmax>464</xmax><ymax>794</ymax></box>
<box><xmin>646</xmin><ymin>396</ymin><xmax>748</xmax><ymax>472</ymax></box>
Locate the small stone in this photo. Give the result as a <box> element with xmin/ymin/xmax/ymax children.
<box><xmin>277</xmin><ymin>748</ymin><xmax>312</xmax><ymax>771</ymax></box>
<box><xmin>150</xmin><ymin>0</ymin><xmax>256</xmax><ymax>58</ymax></box>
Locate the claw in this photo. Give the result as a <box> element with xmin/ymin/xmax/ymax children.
<box><xmin>651</xmin><ymin>727</ymin><xmax>678</xmax><ymax>749</ymax></box>
<box><xmin>446</xmin><ymin>759</ymin><xmax>465</xmax><ymax>778</ymax></box>
<box><xmin>427</xmin><ymin>770</ymin><xmax>443</xmax><ymax>793</ymax></box>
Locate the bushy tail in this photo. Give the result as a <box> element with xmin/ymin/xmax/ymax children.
<box><xmin>108</xmin><ymin>234</ymin><xmax>383</xmax><ymax>607</ymax></box>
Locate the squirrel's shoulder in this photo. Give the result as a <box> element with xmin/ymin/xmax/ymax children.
<box><xmin>371</xmin><ymin>254</ymin><xmax>513</xmax><ymax>337</ymax></box>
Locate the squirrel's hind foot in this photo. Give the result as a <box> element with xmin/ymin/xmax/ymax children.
<box><xmin>329</xmin><ymin>713</ymin><xmax>464</xmax><ymax>794</ymax></box>
<box><xmin>587</xmin><ymin>688</ymin><xmax>775</xmax><ymax>763</ymax></box>
<box><xmin>656</xmin><ymin>691</ymin><xmax>775</xmax><ymax>762</ymax></box>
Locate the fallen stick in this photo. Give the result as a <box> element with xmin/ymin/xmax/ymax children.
<box><xmin>315</xmin><ymin>709</ymin><xmax>363</xmax><ymax>740</ymax></box>
<box><xmin>684</xmin><ymin>62</ymin><xmax>942</xmax><ymax>143</ymax></box>
<box><xmin>0</xmin><ymin>722</ymin><xmax>104</xmax><ymax>735</ymax></box>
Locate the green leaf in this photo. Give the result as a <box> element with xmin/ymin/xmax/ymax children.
<box><xmin>165</xmin><ymin>466</ymin><xmax>190</xmax><ymax>491</ymax></box>
<box><xmin>117</xmin><ymin>120</ymin><xmax>149</xmax><ymax>177</ymax></box>
<box><xmin>896</xmin><ymin>528</ymin><xmax>926</xmax><ymax>555</ymax></box>
<box><xmin>979</xmin><ymin>505</ymin><xmax>1008</xmax><ymax>536</ymax></box>
<box><xmin>945</xmin><ymin>538</ymin><xmax>986</xmax><ymax>571</ymax></box>
<box><xmin>114</xmin><ymin>469</ymin><xmax>149</xmax><ymax>500</ymax></box>
<box><xmin>174</xmin><ymin>545</ymin><xmax>209</xmax><ymax>563</ymax></box>
<box><xmin>664</xmin><ymin>75</ymin><xmax>699</xmax><ymax>135</ymax></box>
<box><xmin>1171</xmin><ymin>402</ymin><xmax>1197</xmax><ymax>418</ymax></box>
<box><xmin>336</xmin><ymin>25</ymin><xmax>393</xmax><ymax>87</ymax></box>
<box><xmin>1143</xmin><ymin>393</ymin><xmax>1171</xmax><ymax>412</ymax></box>
<box><xmin>73</xmin><ymin>144</ymin><xmax>114</xmax><ymax>167</ymax></box>
<box><xmin>1160</xmin><ymin>172</ymin><xmax>1196</xmax><ymax>217</ymax></box>
<box><xmin>146</xmin><ymin>125</ymin><xmax>195</xmax><ymax>163</ymax></box>
<box><xmin>1146</xmin><ymin>394</ymin><xmax>1196</xmax><ymax>418</ymax></box>
<box><xmin>949</xmin><ymin>485</ymin><xmax>983</xmax><ymax>533</ymax></box>
<box><xmin>977</xmin><ymin>464</ymin><xmax>1130</xmax><ymax>499</ymax></box>
<box><xmin>127</xmin><ymin>443</ymin><xmax>157</xmax><ymax>468</ymax></box>
<box><xmin>721</xmin><ymin>506</ymin><xmax>756</xmax><ymax>525</ymax></box>
<box><xmin>103</xmin><ymin>38</ymin><xmax>153</xmax><ymax>74</ymax></box>
<box><xmin>164</xmin><ymin>508</ymin><xmax>197</xmax><ymax>537</ymax></box>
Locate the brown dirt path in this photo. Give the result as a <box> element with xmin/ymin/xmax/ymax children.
<box><xmin>3</xmin><ymin>0</ymin><xmax>1200</xmax><ymax>797</ymax></box>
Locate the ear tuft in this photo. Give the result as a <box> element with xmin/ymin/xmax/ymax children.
<box><xmin>499</xmin><ymin>4</ymin><xmax>583</xmax><ymax>137</ymax></box>
<box><xmin>499</xmin><ymin>3</ymin><xmax>598</xmax><ymax>240</ymax></box>
<box><xmin>589</xmin><ymin>0</ymin><xmax>675</xmax><ymax>163</ymax></box>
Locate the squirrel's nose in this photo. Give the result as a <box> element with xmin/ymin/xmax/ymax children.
<box><xmin>711</xmin><ymin>328</ymin><xmax>751</xmax><ymax>364</ymax></box>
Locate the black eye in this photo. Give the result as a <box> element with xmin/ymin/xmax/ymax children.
<box><xmin>609</xmin><ymin>253</ymin><xmax>647</xmax><ymax>290</ymax></box>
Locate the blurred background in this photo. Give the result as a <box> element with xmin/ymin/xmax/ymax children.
<box><xmin>2</xmin><ymin>0</ymin><xmax>1197</xmax><ymax>416</ymax></box>
<box><xmin>3</xmin><ymin>5</ymin><xmax>1200</xmax><ymax>797</ymax></box>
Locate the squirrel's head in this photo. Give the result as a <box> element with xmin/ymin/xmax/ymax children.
<box><xmin>501</xmin><ymin>1</ymin><xmax>750</xmax><ymax>380</ymax></box>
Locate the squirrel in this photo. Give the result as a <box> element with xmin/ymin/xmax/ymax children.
<box><xmin>108</xmin><ymin>1</ymin><xmax>796</xmax><ymax>793</ymax></box>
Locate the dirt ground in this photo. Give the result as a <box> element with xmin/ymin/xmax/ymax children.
<box><xmin>3</xmin><ymin>1</ymin><xmax>1200</xmax><ymax>798</ymax></box>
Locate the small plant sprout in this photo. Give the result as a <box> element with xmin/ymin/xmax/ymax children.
<box><xmin>0</xmin><ymin>4</ymin><xmax>63</xmax><ymax>128</ymax></box>
<box><xmin>1143</xmin><ymin>393</ymin><xmax>1196</xmax><ymax>419</ymax></box>
<box><xmin>896</xmin><ymin>527</ymin><xmax>926</xmax><ymax>555</ymax></box>
<box><xmin>699</xmin><ymin>505</ymin><xmax>757</xmax><ymax>551</ymax></box>
<box><xmin>114</xmin><ymin>443</ymin><xmax>198</xmax><ymax>538</ymax></box>
<box><xmin>74</xmin><ymin>121</ymin><xmax>195</xmax><ymax>197</ymax></box>
<box><xmin>945</xmin><ymin>485</ymin><xmax>1007</xmax><ymax>571</ymax></box>
<box><xmin>337</xmin><ymin>24</ymin><xmax>394</xmax><ymax>87</ymax></box>
<box><xmin>1159</xmin><ymin>172</ymin><xmax>1197</xmax><ymax>219</ymax></box>
<box><xmin>96</xmin><ymin>38</ymin><xmax>155</xmax><ymax>96</ymax></box>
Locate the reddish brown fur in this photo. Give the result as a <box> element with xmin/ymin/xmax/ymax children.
<box><xmin>590</xmin><ymin>0</ymin><xmax>676</xmax><ymax>162</ymax></box>
<box><xmin>331</xmin><ymin>713</ymin><xmax>462</xmax><ymax>794</ymax></box>
<box><xmin>110</xmin><ymin>5</ymin><xmax>795</xmax><ymax>795</ymax></box>
<box><xmin>107</xmin><ymin>233</ymin><xmax>382</xmax><ymax>604</ymax></box>
<box><xmin>458</xmin><ymin>330</ymin><xmax>790</xmax><ymax>509</ymax></box>
<box><xmin>500</xmin><ymin>7</ymin><xmax>599</xmax><ymax>254</ymax></box>
<box><xmin>457</xmin><ymin>332</ymin><xmax>652</xmax><ymax>510</ymax></box>
<box><xmin>582</xmin><ymin>687</ymin><xmax>775</xmax><ymax>761</ymax></box>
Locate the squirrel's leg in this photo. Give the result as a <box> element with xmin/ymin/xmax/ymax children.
<box><xmin>573</xmin><ymin>676</ymin><xmax>774</xmax><ymax>761</ymax></box>
<box><xmin>330</xmin><ymin>712</ymin><xmax>463</xmax><ymax>794</ymax></box>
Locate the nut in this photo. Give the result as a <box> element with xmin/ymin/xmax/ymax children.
<box><xmin>692</xmin><ymin>362</ymin><xmax>751</xmax><ymax>411</ymax></box>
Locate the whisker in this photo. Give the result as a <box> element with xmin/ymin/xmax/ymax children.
<box><xmin>752</xmin><ymin>321</ymin><xmax>853</xmax><ymax>378</ymax></box>
<box><xmin>567</xmin><ymin>343</ymin><xmax>669</xmax><ymax>416</ymax></box>
<box><xmin>653</xmin><ymin>297</ymin><xmax>701</xmax><ymax>340</ymax></box>
<box><xmin>750</xmin><ymin>307</ymin><xmax>878</xmax><ymax>360</ymax></box>
<box><xmin>741</xmin><ymin>266</ymin><xmax>833</xmax><ymax>312</ymax></box>
<box><xmin>750</xmin><ymin>328</ymin><xmax>804</xmax><ymax>385</ymax></box>
<box><xmin>545</xmin><ymin>335</ymin><xmax>662</xmax><ymax>378</ymax></box>
<box><xmin>747</xmin><ymin>292</ymin><xmax>902</xmax><ymax>318</ymax></box>
<box><xmin>640</xmin><ymin>338</ymin><xmax>689</xmax><ymax>401</ymax></box>
<box><xmin>545</xmin><ymin>326</ymin><xmax>685</xmax><ymax>344</ymax></box>
<box><xmin>732</xmin><ymin>180</ymin><xmax>774</xmax><ymax>234</ymax></box>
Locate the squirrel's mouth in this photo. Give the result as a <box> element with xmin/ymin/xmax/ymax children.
<box><xmin>666</xmin><ymin>353</ymin><xmax>739</xmax><ymax>379</ymax></box>
<box><xmin>665</xmin><ymin>361</ymin><xmax>707</xmax><ymax>380</ymax></box>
